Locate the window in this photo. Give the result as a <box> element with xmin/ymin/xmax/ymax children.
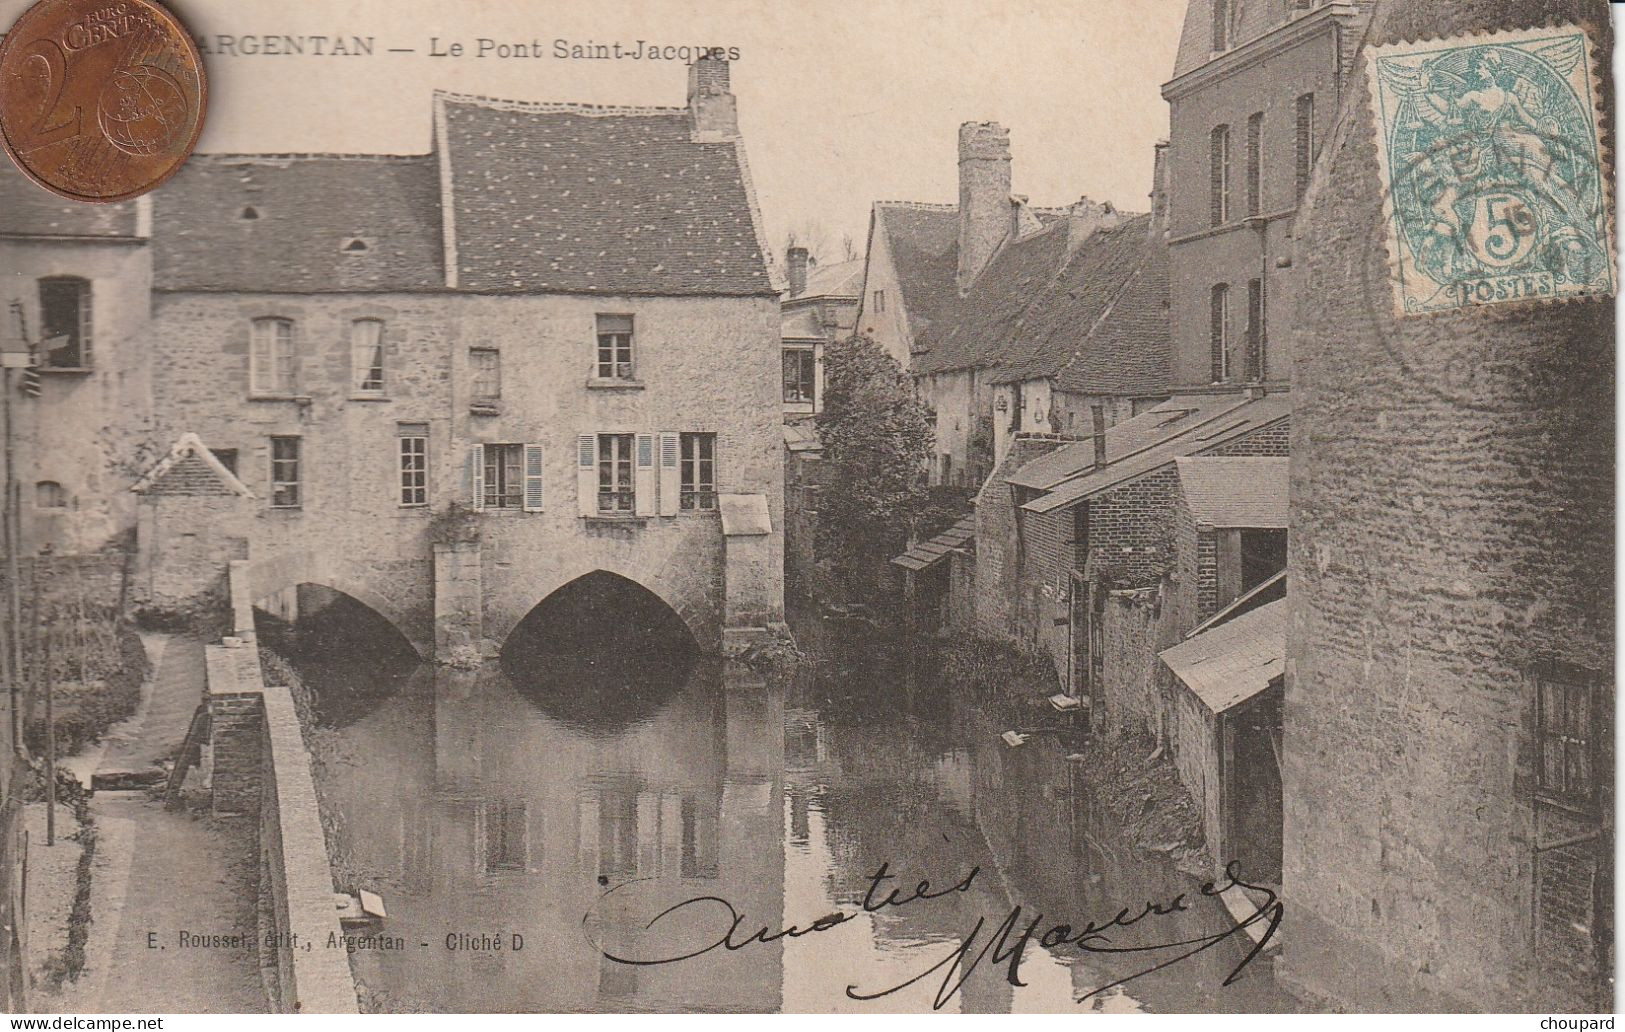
<box><xmin>1210</xmin><ymin>125</ymin><xmax>1231</xmax><ymax>227</ymax></box>
<box><xmin>680</xmin><ymin>433</ymin><xmax>716</xmax><ymax>511</ymax></box>
<box><xmin>1295</xmin><ymin>93</ymin><xmax>1316</xmax><ymax>202</ymax></box>
<box><xmin>350</xmin><ymin>319</ymin><xmax>385</xmax><ymax>395</ymax></box>
<box><xmin>251</xmin><ymin>318</ymin><xmax>294</xmax><ymax>395</ymax></box>
<box><xmin>398</xmin><ymin>425</ymin><xmax>428</xmax><ymax>507</ymax></box>
<box><xmin>1538</xmin><ymin>669</ymin><xmax>1598</xmax><ymax>807</ymax></box>
<box><xmin>1246</xmin><ymin>112</ymin><xmax>1263</xmax><ymax>217</ymax></box>
<box><xmin>1246</xmin><ymin>278</ymin><xmax>1265</xmax><ymax>381</ymax></box>
<box><xmin>470</xmin><ymin>347</ymin><xmax>501</xmax><ymax>404</ymax></box>
<box><xmin>1211</xmin><ymin>0</ymin><xmax>1230</xmax><ymax>50</ymax></box>
<box><xmin>596</xmin><ymin>314</ymin><xmax>634</xmax><ymax>380</ymax></box>
<box><xmin>210</xmin><ymin>448</ymin><xmax>238</xmax><ymax>476</ymax></box>
<box><xmin>483</xmin><ymin>443</ymin><xmax>524</xmax><ymax>509</ymax></box>
<box><xmin>783</xmin><ymin>348</ymin><xmax>816</xmax><ymax>404</ymax></box>
<box><xmin>270</xmin><ymin>436</ymin><xmax>301</xmax><ymax>508</ymax></box>
<box><xmin>1210</xmin><ymin>284</ymin><xmax>1231</xmax><ymax>383</ymax></box>
<box><xmin>34</xmin><ymin>481</ymin><xmax>66</xmax><ymax>510</ymax></box>
<box><xmin>38</xmin><ymin>277</ymin><xmax>91</xmax><ymax>369</ymax></box>
<box><xmin>598</xmin><ymin>433</ymin><xmax>634</xmax><ymax>512</ymax></box>
<box><xmin>873</xmin><ymin>290</ymin><xmax>886</xmax><ymax>314</ymax></box>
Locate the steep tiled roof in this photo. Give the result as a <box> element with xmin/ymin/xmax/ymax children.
<box><xmin>872</xmin><ymin>203</ymin><xmax>961</xmax><ymax>342</ymax></box>
<box><xmin>440</xmin><ymin>95</ymin><xmax>772</xmax><ymax>296</ymax></box>
<box><xmin>914</xmin><ymin>223</ymin><xmax>1072</xmax><ymax>375</ymax></box>
<box><xmin>0</xmin><ymin>163</ymin><xmax>140</xmax><ymax>237</ymax></box>
<box><xmin>917</xmin><ymin>212</ymin><xmax>1164</xmax><ymax>389</ymax></box>
<box><xmin>1159</xmin><ymin>597</ymin><xmax>1285</xmax><ymax>714</ymax></box>
<box><xmin>1052</xmin><ymin>233</ymin><xmax>1170</xmax><ymax>396</ymax></box>
<box><xmin>990</xmin><ymin>214</ymin><xmax>1166</xmax><ymax>387</ymax></box>
<box><xmin>1175</xmin><ymin>457</ymin><xmax>1289</xmax><ymax>528</ymax></box>
<box><xmin>150</xmin><ymin>155</ymin><xmax>444</xmax><ymax>291</ymax></box>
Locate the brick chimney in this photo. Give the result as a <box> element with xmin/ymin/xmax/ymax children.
<box><xmin>688</xmin><ymin>55</ymin><xmax>737</xmax><ymax>141</ymax></box>
<box><xmin>1065</xmin><ymin>196</ymin><xmax>1120</xmax><ymax>256</ymax></box>
<box><xmin>786</xmin><ymin>247</ymin><xmax>810</xmax><ymax>297</ymax></box>
<box><xmin>957</xmin><ymin>122</ymin><xmax>1012</xmax><ymax>292</ymax></box>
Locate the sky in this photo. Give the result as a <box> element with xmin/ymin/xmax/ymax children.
<box><xmin>1</xmin><ymin>0</ymin><xmax>1188</xmax><ymax>265</ymax></box>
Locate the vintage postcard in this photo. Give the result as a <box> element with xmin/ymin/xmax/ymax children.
<box><xmin>0</xmin><ymin>0</ymin><xmax>1614</xmax><ymax>1019</ymax></box>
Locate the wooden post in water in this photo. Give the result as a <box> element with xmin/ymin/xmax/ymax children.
<box><xmin>44</xmin><ymin>627</ymin><xmax>53</xmax><ymax>846</ymax></box>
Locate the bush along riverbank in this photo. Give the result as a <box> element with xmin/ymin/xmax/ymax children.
<box><xmin>22</xmin><ymin>624</ymin><xmax>149</xmax><ymax>762</ymax></box>
<box><xmin>924</xmin><ymin>634</ymin><xmax>1213</xmax><ymax>879</ymax></box>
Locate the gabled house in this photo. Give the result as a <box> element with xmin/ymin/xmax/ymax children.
<box><xmin>1</xmin><ymin>56</ymin><xmax>786</xmax><ymax>658</ymax></box>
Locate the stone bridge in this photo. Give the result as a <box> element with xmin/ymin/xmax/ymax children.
<box><xmin>236</xmin><ymin>542</ymin><xmax>729</xmax><ymax>663</ymax></box>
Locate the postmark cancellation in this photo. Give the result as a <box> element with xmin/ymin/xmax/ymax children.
<box><xmin>1366</xmin><ymin>23</ymin><xmax>1615</xmax><ymax>316</ymax></box>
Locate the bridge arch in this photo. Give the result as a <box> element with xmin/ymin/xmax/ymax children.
<box><xmin>493</xmin><ymin>565</ymin><xmax>716</xmax><ymax>656</ymax></box>
<box><xmin>243</xmin><ymin>550</ymin><xmax>432</xmax><ymax>660</ymax></box>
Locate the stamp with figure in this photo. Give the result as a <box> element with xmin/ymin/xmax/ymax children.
<box><xmin>1367</xmin><ymin>24</ymin><xmax>1615</xmax><ymax>316</ymax></box>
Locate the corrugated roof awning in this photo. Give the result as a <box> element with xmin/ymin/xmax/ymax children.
<box><xmin>1021</xmin><ymin>395</ymin><xmax>1292</xmax><ymax>515</ymax></box>
<box><xmin>891</xmin><ymin>514</ymin><xmax>975</xmax><ymax>571</ymax></box>
<box><xmin>1159</xmin><ymin>598</ymin><xmax>1286</xmax><ymax>714</ymax></box>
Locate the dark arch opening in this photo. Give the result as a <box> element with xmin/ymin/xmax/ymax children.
<box><xmin>254</xmin><ymin>584</ymin><xmax>422</xmax><ymax>727</ymax></box>
<box><xmin>500</xmin><ymin>571</ymin><xmax>698</xmax><ymax>732</ymax></box>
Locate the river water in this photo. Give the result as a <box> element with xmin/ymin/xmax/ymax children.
<box><xmin>278</xmin><ymin>603</ymin><xmax>1293</xmax><ymax>1014</ymax></box>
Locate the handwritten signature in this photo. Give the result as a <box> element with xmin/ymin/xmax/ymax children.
<box><xmin>583</xmin><ymin>860</ymin><xmax>1281</xmax><ymax>1008</ymax></box>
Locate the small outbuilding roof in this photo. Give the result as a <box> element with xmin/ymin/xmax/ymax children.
<box><xmin>1159</xmin><ymin>598</ymin><xmax>1286</xmax><ymax>714</ymax></box>
<box><xmin>891</xmin><ymin>514</ymin><xmax>976</xmax><ymax>571</ymax></box>
<box><xmin>1175</xmin><ymin>457</ymin><xmax>1289</xmax><ymax>528</ymax></box>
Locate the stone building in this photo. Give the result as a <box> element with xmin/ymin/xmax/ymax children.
<box><xmin>1282</xmin><ymin>0</ymin><xmax>1613</xmax><ymax>1012</ymax></box>
<box><xmin>0</xmin><ymin>57</ymin><xmax>785</xmax><ymax>661</ymax></box>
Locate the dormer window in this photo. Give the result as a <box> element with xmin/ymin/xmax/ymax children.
<box><xmin>240</xmin><ymin>206</ymin><xmax>260</xmax><ymax>220</ymax></box>
<box><xmin>342</xmin><ymin>237</ymin><xmax>371</xmax><ymax>255</ymax></box>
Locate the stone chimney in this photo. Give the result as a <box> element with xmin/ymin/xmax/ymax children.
<box><xmin>688</xmin><ymin>55</ymin><xmax>737</xmax><ymax>141</ymax></box>
<box><xmin>1150</xmin><ymin>139</ymin><xmax>1171</xmax><ymax>239</ymax></box>
<box><xmin>786</xmin><ymin>247</ymin><xmax>810</xmax><ymax>297</ymax></box>
<box><xmin>957</xmin><ymin>121</ymin><xmax>1012</xmax><ymax>292</ymax></box>
<box><xmin>1065</xmin><ymin>196</ymin><xmax>1120</xmax><ymax>256</ymax></box>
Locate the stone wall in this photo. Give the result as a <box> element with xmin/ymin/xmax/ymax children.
<box><xmin>1283</xmin><ymin>0</ymin><xmax>1614</xmax><ymax>1011</ymax></box>
<box><xmin>141</xmin><ymin>289</ymin><xmax>782</xmax><ymax>656</ymax></box>
<box><xmin>204</xmin><ymin>638</ymin><xmax>358</xmax><ymax>1013</ymax></box>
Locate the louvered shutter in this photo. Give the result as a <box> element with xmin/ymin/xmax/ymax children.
<box><xmin>469</xmin><ymin>444</ymin><xmax>485</xmax><ymax>512</ymax></box>
<box><xmin>522</xmin><ymin>443</ymin><xmax>545</xmax><ymax>512</ymax></box>
<box><xmin>576</xmin><ymin>434</ymin><xmax>596</xmax><ymax>517</ymax></box>
<box><xmin>658</xmin><ymin>432</ymin><xmax>680</xmax><ymax>516</ymax></box>
<box><xmin>634</xmin><ymin>434</ymin><xmax>656</xmax><ymax>517</ymax></box>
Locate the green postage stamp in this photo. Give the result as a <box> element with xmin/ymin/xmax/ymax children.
<box><xmin>1367</xmin><ymin>24</ymin><xmax>1615</xmax><ymax>316</ymax></box>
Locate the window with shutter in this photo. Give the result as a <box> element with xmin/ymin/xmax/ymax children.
<box><xmin>1295</xmin><ymin>93</ymin><xmax>1315</xmax><ymax>202</ymax></box>
<box><xmin>1210</xmin><ymin>284</ymin><xmax>1230</xmax><ymax>383</ymax></box>
<box><xmin>523</xmin><ymin>444</ymin><xmax>545</xmax><ymax>512</ymax></box>
<box><xmin>598</xmin><ymin>434</ymin><xmax>635</xmax><ymax>512</ymax></box>
<box><xmin>680</xmin><ymin>433</ymin><xmax>717</xmax><ymax>511</ymax></box>
<box><xmin>658</xmin><ymin>432</ymin><xmax>681</xmax><ymax>516</ymax></box>
<box><xmin>1246</xmin><ymin>112</ymin><xmax>1262</xmax><ymax>217</ymax></box>
<box><xmin>634</xmin><ymin>435</ymin><xmax>655</xmax><ymax>516</ymax></box>
<box><xmin>576</xmin><ymin>435</ymin><xmax>596</xmax><ymax>517</ymax></box>
<box><xmin>1209</xmin><ymin>125</ymin><xmax>1230</xmax><ymax>227</ymax></box>
<box><xmin>469</xmin><ymin>444</ymin><xmax>485</xmax><ymax>511</ymax></box>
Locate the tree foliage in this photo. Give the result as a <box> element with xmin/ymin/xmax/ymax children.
<box><xmin>815</xmin><ymin>335</ymin><xmax>933</xmax><ymax>596</ymax></box>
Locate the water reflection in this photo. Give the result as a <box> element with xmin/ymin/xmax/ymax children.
<box><xmin>288</xmin><ymin>612</ymin><xmax>1291</xmax><ymax>1013</ymax></box>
